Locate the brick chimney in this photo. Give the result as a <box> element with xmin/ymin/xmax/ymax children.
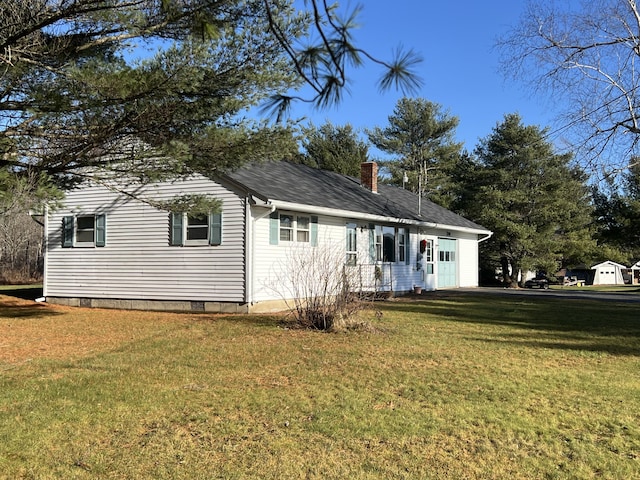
<box><xmin>361</xmin><ymin>161</ymin><xmax>378</xmax><ymax>193</ymax></box>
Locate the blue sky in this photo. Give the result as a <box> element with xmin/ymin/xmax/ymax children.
<box><xmin>285</xmin><ymin>1</ymin><xmax>558</xmax><ymax>154</ymax></box>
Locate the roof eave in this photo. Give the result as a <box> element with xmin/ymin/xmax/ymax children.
<box><xmin>263</xmin><ymin>199</ymin><xmax>492</xmax><ymax>236</ymax></box>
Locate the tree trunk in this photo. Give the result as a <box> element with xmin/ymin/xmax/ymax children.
<box><xmin>501</xmin><ymin>256</ymin><xmax>519</xmax><ymax>288</ymax></box>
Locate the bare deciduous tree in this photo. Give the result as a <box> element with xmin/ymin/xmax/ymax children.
<box><xmin>0</xmin><ymin>170</ymin><xmax>58</xmax><ymax>283</ymax></box>
<box><xmin>499</xmin><ymin>0</ymin><xmax>640</xmax><ymax>175</ymax></box>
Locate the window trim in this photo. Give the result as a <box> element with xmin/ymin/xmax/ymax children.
<box><xmin>270</xmin><ymin>211</ymin><xmax>318</xmax><ymax>246</ymax></box>
<box><xmin>424</xmin><ymin>239</ymin><xmax>434</xmax><ymax>274</ymax></box>
<box><xmin>279</xmin><ymin>213</ymin><xmax>294</xmax><ymax>242</ymax></box>
<box><xmin>62</xmin><ymin>214</ymin><xmax>106</xmax><ymax>248</ymax></box>
<box><xmin>346</xmin><ymin>222</ymin><xmax>357</xmax><ymax>266</ymax></box>
<box><xmin>296</xmin><ymin>215</ymin><xmax>311</xmax><ymax>243</ymax></box>
<box><xmin>186</xmin><ymin>213</ymin><xmax>210</xmax><ymax>245</ymax></box>
<box><xmin>371</xmin><ymin>225</ymin><xmax>410</xmax><ymax>264</ymax></box>
<box><xmin>170</xmin><ymin>212</ymin><xmax>222</xmax><ymax>247</ymax></box>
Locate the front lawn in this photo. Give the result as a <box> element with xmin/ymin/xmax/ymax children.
<box><xmin>553</xmin><ymin>284</ymin><xmax>640</xmax><ymax>294</ymax></box>
<box><xmin>0</xmin><ymin>293</ymin><xmax>638</xmax><ymax>479</ymax></box>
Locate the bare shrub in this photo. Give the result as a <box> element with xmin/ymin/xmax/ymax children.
<box><xmin>270</xmin><ymin>243</ymin><xmax>375</xmax><ymax>331</ymax></box>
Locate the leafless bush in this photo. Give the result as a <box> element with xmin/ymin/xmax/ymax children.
<box><xmin>270</xmin><ymin>243</ymin><xmax>376</xmax><ymax>330</ymax></box>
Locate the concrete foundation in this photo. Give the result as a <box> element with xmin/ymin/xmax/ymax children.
<box><xmin>46</xmin><ymin>296</ymin><xmax>251</xmax><ymax>314</ymax></box>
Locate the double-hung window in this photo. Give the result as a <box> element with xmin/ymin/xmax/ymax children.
<box><xmin>270</xmin><ymin>211</ymin><xmax>317</xmax><ymax>246</ymax></box>
<box><xmin>375</xmin><ymin>225</ymin><xmax>398</xmax><ymax>262</ymax></box>
<box><xmin>398</xmin><ymin>229</ymin><xmax>407</xmax><ymax>263</ymax></box>
<box><xmin>170</xmin><ymin>212</ymin><xmax>222</xmax><ymax>246</ymax></box>
<box><xmin>279</xmin><ymin>214</ymin><xmax>294</xmax><ymax>242</ymax></box>
<box><xmin>280</xmin><ymin>214</ymin><xmax>309</xmax><ymax>243</ymax></box>
<box><xmin>346</xmin><ymin>223</ymin><xmax>357</xmax><ymax>266</ymax></box>
<box><xmin>296</xmin><ymin>216</ymin><xmax>310</xmax><ymax>242</ymax></box>
<box><xmin>62</xmin><ymin>214</ymin><xmax>106</xmax><ymax>247</ymax></box>
<box><xmin>186</xmin><ymin>214</ymin><xmax>209</xmax><ymax>242</ymax></box>
<box><xmin>372</xmin><ymin>225</ymin><xmax>410</xmax><ymax>264</ymax></box>
<box><xmin>424</xmin><ymin>239</ymin><xmax>434</xmax><ymax>274</ymax></box>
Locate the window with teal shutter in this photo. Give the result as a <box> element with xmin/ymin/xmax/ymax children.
<box><xmin>269</xmin><ymin>210</ymin><xmax>279</xmax><ymax>245</ymax></box>
<box><xmin>62</xmin><ymin>214</ymin><xmax>106</xmax><ymax>247</ymax></box>
<box><xmin>170</xmin><ymin>212</ymin><xmax>184</xmax><ymax>246</ymax></box>
<box><xmin>95</xmin><ymin>214</ymin><xmax>106</xmax><ymax>247</ymax></box>
<box><xmin>170</xmin><ymin>211</ymin><xmax>222</xmax><ymax>246</ymax></box>
<box><xmin>310</xmin><ymin>216</ymin><xmax>318</xmax><ymax>246</ymax></box>
<box><xmin>62</xmin><ymin>216</ymin><xmax>74</xmax><ymax>247</ymax></box>
<box><xmin>209</xmin><ymin>212</ymin><xmax>222</xmax><ymax>246</ymax></box>
<box><xmin>368</xmin><ymin>223</ymin><xmax>375</xmax><ymax>262</ymax></box>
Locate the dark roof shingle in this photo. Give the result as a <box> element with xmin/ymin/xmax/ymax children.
<box><xmin>226</xmin><ymin>161</ymin><xmax>487</xmax><ymax>231</ymax></box>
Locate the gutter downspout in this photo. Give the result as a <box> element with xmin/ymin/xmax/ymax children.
<box><xmin>42</xmin><ymin>204</ymin><xmax>49</xmax><ymax>299</ymax></box>
<box><xmin>476</xmin><ymin>232</ymin><xmax>493</xmax><ymax>288</ymax></box>
<box><xmin>248</xmin><ymin>201</ymin><xmax>276</xmax><ymax>306</ymax></box>
<box><xmin>478</xmin><ymin>232</ymin><xmax>493</xmax><ymax>243</ymax></box>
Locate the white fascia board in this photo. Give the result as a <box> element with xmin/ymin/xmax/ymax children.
<box><xmin>262</xmin><ymin>199</ymin><xmax>492</xmax><ymax>237</ymax></box>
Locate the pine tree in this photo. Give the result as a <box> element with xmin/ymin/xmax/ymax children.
<box><xmin>469</xmin><ymin>114</ymin><xmax>593</xmax><ymax>287</ymax></box>
<box><xmin>0</xmin><ymin>1</ymin><xmax>421</xmax><ymax>192</ymax></box>
<box><xmin>301</xmin><ymin>122</ymin><xmax>368</xmax><ymax>176</ymax></box>
<box><xmin>367</xmin><ymin>98</ymin><xmax>462</xmax><ymax>208</ymax></box>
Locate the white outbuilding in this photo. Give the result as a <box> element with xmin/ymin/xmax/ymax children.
<box><xmin>591</xmin><ymin>260</ymin><xmax>627</xmax><ymax>285</ymax></box>
<box><xmin>629</xmin><ymin>261</ymin><xmax>640</xmax><ymax>285</ymax></box>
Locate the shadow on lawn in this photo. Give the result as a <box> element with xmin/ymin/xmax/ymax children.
<box><xmin>0</xmin><ymin>286</ymin><xmax>43</xmax><ymax>301</ymax></box>
<box><xmin>0</xmin><ymin>301</ymin><xmax>61</xmax><ymax>319</ymax></box>
<box><xmin>0</xmin><ymin>287</ymin><xmax>63</xmax><ymax>319</ymax></box>
<box><xmin>384</xmin><ymin>293</ymin><xmax>640</xmax><ymax>356</ymax></box>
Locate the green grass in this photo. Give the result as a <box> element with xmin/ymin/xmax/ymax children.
<box><xmin>552</xmin><ymin>284</ymin><xmax>640</xmax><ymax>293</ymax></box>
<box><xmin>0</xmin><ymin>294</ymin><xmax>639</xmax><ymax>479</ymax></box>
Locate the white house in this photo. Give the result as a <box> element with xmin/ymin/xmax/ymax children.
<box><xmin>591</xmin><ymin>260</ymin><xmax>627</xmax><ymax>285</ymax></box>
<box><xmin>43</xmin><ymin>161</ymin><xmax>492</xmax><ymax>313</ymax></box>
<box><xmin>630</xmin><ymin>261</ymin><xmax>640</xmax><ymax>285</ymax></box>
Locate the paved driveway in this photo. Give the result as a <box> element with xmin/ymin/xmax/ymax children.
<box><xmin>448</xmin><ymin>287</ymin><xmax>640</xmax><ymax>304</ymax></box>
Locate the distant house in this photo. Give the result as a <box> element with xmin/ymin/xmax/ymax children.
<box><xmin>557</xmin><ymin>265</ymin><xmax>593</xmax><ymax>285</ymax></box>
<box><xmin>591</xmin><ymin>260</ymin><xmax>627</xmax><ymax>285</ymax></box>
<box><xmin>43</xmin><ymin>161</ymin><xmax>492</xmax><ymax>313</ymax></box>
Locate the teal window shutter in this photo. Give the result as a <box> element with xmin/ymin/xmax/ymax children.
<box><xmin>310</xmin><ymin>216</ymin><xmax>318</xmax><ymax>247</ymax></box>
<box><xmin>368</xmin><ymin>223</ymin><xmax>375</xmax><ymax>262</ymax></box>
<box><xmin>95</xmin><ymin>214</ymin><xmax>106</xmax><ymax>247</ymax></box>
<box><xmin>170</xmin><ymin>212</ymin><xmax>184</xmax><ymax>246</ymax></box>
<box><xmin>62</xmin><ymin>216</ymin><xmax>74</xmax><ymax>247</ymax></box>
<box><xmin>209</xmin><ymin>212</ymin><xmax>222</xmax><ymax>246</ymax></box>
<box><xmin>269</xmin><ymin>210</ymin><xmax>279</xmax><ymax>245</ymax></box>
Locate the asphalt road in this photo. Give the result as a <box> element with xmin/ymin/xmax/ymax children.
<box><xmin>446</xmin><ymin>287</ymin><xmax>640</xmax><ymax>304</ymax></box>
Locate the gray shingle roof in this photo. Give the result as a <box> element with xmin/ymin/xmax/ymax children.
<box><xmin>225</xmin><ymin>161</ymin><xmax>488</xmax><ymax>232</ymax></box>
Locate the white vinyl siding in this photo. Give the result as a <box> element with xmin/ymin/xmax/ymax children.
<box><xmin>456</xmin><ymin>233</ymin><xmax>481</xmax><ymax>287</ymax></box>
<box><xmin>45</xmin><ymin>174</ymin><xmax>486</xmax><ymax>307</ymax></box>
<box><xmin>45</xmin><ymin>175</ymin><xmax>245</xmax><ymax>302</ymax></box>
<box><xmin>251</xmin><ymin>212</ymin><xmax>347</xmax><ymax>302</ymax></box>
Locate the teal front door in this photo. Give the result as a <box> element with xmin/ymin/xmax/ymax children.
<box><xmin>438</xmin><ymin>238</ymin><xmax>457</xmax><ymax>288</ymax></box>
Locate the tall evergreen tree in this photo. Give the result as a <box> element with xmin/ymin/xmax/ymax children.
<box><xmin>301</xmin><ymin>122</ymin><xmax>368</xmax><ymax>176</ymax></box>
<box><xmin>592</xmin><ymin>163</ymin><xmax>640</xmax><ymax>263</ymax></box>
<box><xmin>468</xmin><ymin>114</ymin><xmax>593</xmax><ymax>287</ymax></box>
<box><xmin>367</xmin><ymin>97</ymin><xmax>462</xmax><ymax>208</ymax></box>
<box><xmin>0</xmin><ymin>1</ymin><xmax>421</xmax><ymax>194</ymax></box>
